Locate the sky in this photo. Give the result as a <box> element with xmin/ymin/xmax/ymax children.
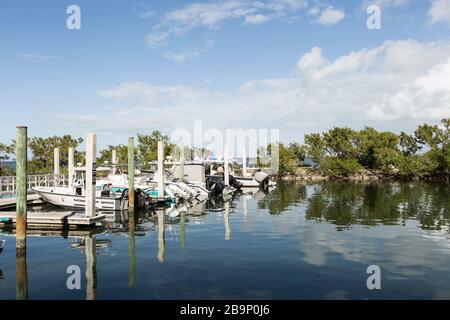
<box><xmin>0</xmin><ymin>0</ymin><xmax>450</xmax><ymax>152</ymax></box>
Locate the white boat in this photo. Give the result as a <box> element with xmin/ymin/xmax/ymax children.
<box><xmin>33</xmin><ymin>166</ymin><xmax>129</xmax><ymax>211</ymax></box>
<box><xmin>168</xmin><ymin>162</ymin><xmax>211</xmax><ymax>199</ymax></box>
<box><xmin>98</xmin><ymin>172</ymin><xmax>178</xmax><ymax>203</ymax></box>
<box><xmin>186</xmin><ymin>182</ymin><xmax>210</xmax><ymax>199</ymax></box>
<box><xmin>33</xmin><ymin>185</ymin><xmax>127</xmax><ymax>211</ymax></box>
<box><xmin>234</xmin><ymin>176</ymin><xmax>261</xmax><ymax>188</ymax></box>
<box><xmin>235</xmin><ymin>171</ymin><xmax>277</xmax><ymax>189</ymax></box>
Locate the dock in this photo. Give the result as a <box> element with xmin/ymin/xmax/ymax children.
<box><xmin>0</xmin><ymin>228</ymin><xmax>104</xmax><ymax>238</ymax></box>
<box><xmin>0</xmin><ymin>211</ymin><xmax>106</xmax><ymax>229</ymax></box>
<box><xmin>0</xmin><ymin>193</ymin><xmax>43</xmax><ymax>210</ymax></box>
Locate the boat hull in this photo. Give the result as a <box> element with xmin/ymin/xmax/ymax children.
<box><xmin>34</xmin><ymin>188</ymin><xmax>125</xmax><ymax>211</ymax></box>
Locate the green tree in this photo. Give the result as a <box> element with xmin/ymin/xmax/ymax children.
<box><xmin>355</xmin><ymin>128</ymin><xmax>399</xmax><ymax>171</ymax></box>
<box><xmin>319</xmin><ymin>157</ymin><xmax>362</xmax><ymax>178</ymax></box>
<box><xmin>28</xmin><ymin>135</ymin><xmax>84</xmax><ymax>174</ymax></box>
<box><xmin>305</xmin><ymin>128</ymin><xmax>362</xmax><ymax>177</ymax></box>
<box><xmin>304</xmin><ymin>133</ymin><xmax>325</xmax><ymax>166</ymax></box>
<box><xmin>415</xmin><ymin>124</ymin><xmax>443</xmax><ymax>149</ymax></box>
<box><xmin>277</xmin><ymin>143</ymin><xmax>297</xmax><ymax>176</ymax></box>
<box><xmin>414</xmin><ymin>119</ymin><xmax>450</xmax><ymax>178</ymax></box>
<box><xmin>0</xmin><ymin>142</ymin><xmax>14</xmax><ymax>176</ymax></box>
<box><xmin>137</xmin><ymin>131</ymin><xmax>174</xmax><ymax>169</ymax></box>
<box><xmin>322</xmin><ymin>127</ymin><xmax>358</xmax><ymax>159</ymax></box>
<box><xmin>97</xmin><ymin>144</ymin><xmax>129</xmax><ymax>166</ymax></box>
<box><xmin>288</xmin><ymin>142</ymin><xmax>306</xmax><ymax>165</ymax></box>
<box><xmin>399</xmin><ymin>132</ymin><xmax>420</xmax><ymax>156</ymax></box>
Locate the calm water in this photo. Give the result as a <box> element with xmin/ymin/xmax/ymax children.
<box><xmin>1</xmin><ymin>181</ymin><xmax>449</xmax><ymax>300</ymax></box>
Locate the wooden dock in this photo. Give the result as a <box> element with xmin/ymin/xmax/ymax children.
<box><xmin>1</xmin><ymin>228</ymin><xmax>104</xmax><ymax>237</ymax></box>
<box><xmin>0</xmin><ymin>211</ymin><xmax>106</xmax><ymax>229</ymax></box>
<box><xmin>0</xmin><ymin>193</ymin><xmax>43</xmax><ymax>210</ymax></box>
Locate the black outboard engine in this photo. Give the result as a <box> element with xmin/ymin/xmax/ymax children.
<box><xmin>206</xmin><ymin>176</ymin><xmax>226</xmax><ymax>195</ymax></box>
<box><xmin>229</xmin><ymin>175</ymin><xmax>242</xmax><ymax>190</ymax></box>
<box><xmin>135</xmin><ymin>189</ymin><xmax>155</xmax><ymax>210</ymax></box>
<box><xmin>254</xmin><ymin>171</ymin><xmax>271</xmax><ymax>192</ymax></box>
<box><xmin>259</xmin><ymin>176</ymin><xmax>271</xmax><ymax>192</ymax></box>
<box><xmin>121</xmin><ymin>189</ymin><xmax>155</xmax><ymax>210</ymax></box>
<box><xmin>101</xmin><ymin>184</ymin><xmax>112</xmax><ymax>197</ymax></box>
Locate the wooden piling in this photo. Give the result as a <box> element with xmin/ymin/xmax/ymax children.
<box><xmin>54</xmin><ymin>148</ymin><xmax>60</xmax><ymax>175</ymax></box>
<box><xmin>243</xmin><ymin>195</ymin><xmax>248</xmax><ymax>223</ymax></box>
<box><xmin>224</xmin><ymin>144</ymin><xmax>230</xmax><ymax>187</ymax></box>
<box><xmin>179</xmin><ymin>144</ymin><xmax>185</xmax><ymax>182</ymax></box>
<box><xmin>112</xmin><ymin>149</ymin><xmax>117</xmax><ymax>175</ymax></box>
<box><xmin>85</xmin><ymin>133</ymin><xmax>96</xmax><ymax>218</ymax></box>
<box><xmin>85</xmin><ymin>236</ymin><xmax>97</xmax><ymax>300</ymax></box>
<box><xmin>224</xmin><ymin>201</ymin><xmax>230</xmax><ymax>241</ymax></box>
<box><xmin>157</xmin><ymin>141</ymin><xmax>165</xmax><ymax>201</ymax></box>
<box><xmin>242</xmin><ymin>147</ymin><xmax>247</xmax><ymax>177</ymax></box>
<box><xmin>16</xmin><ymin>126</ymin><xmax>27</xmax><ymax>252</ymax></box>
<box><xmin>128</xmin><ymin>211</ymin><xmax>135</xmax><ymax>288</ymax></box>
<box><xmin>180</xmin><ymin>211</ymin><xmax>186</xmax><ymax>249</ymax></box>
<box><xmin>68</xmin><ymin>147</ymin><xmax>75</xmax><ymax>187</ymax></box>
<box><xmin>128</xmin><ymin>138</ymin><xmax>135</xmax><ymax>211</ymax></box>
<box><xmin>157</xmin><ymin>210</ymin><xmax>165</xmax><ymax>263</ymax></box>
<box><xmin>16</xmin><ymin>251</ymin><xmax>28</xmax><ymax>300</ymax></box>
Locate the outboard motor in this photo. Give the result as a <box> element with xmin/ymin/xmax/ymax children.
<box><xmin>254</xmin><ymin>171</ymin><xmax>271</xmax><ymax>192</ymax></box>
<box><xmin>206</xmin><ymin>176</ymin><xmax>225</xmax><ymax>195</ymax></box>
<box><xmin>135</xmin><ymin>188</ymin><xmax>155</xmax><ymax>210</ymax></box>
<box><xmin>121</xmin><ymin>188</ymin><xmax>155</xmax><ymax>210</ymax></box>
<box><xmin>229</xmin><ymin>175</ymin><xmax>243</xmax><ymax>190</ymax></box>
<box><xmin>101</xmin><ymin>184</ymin><xmax>112</xmax><ymax>197</ymax></box>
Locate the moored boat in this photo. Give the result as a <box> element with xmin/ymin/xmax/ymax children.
<box><xmin>33</xmin><ymin>185</ymin><xmax>127</xmax><ymax>211</ymax></box>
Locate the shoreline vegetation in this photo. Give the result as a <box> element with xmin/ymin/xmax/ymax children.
<box><xmin>1</xmin><ymin>119</ymin><xmax>450</xmax><ymax>182</ymax></box>
<box><xmin>266</xmin><ymin>118</ymin><xmax>450</xmax><ymax>182</ymax></box>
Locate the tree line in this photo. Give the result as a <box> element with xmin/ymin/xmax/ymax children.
<box><xmin>269</xmin><ymin>118</ymin><xmax>450</xmax><ymax>180</ymax></box>
<box><xmin>1</xmin><ymin>119</ymin><xmax>450</xmax><ymax>180</ymax></box>
<box><xmin>0</xmin><ymin>130</ymin><xmax>210</xmax><ymax>176</ymax></box>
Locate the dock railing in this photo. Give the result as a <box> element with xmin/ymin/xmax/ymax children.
<box><xmin>0</xmin><ymin>174</ymin><xmax>66</xmax><ymax>193</ymax></box>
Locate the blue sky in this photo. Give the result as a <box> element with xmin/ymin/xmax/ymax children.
<box><xmin>0</xmin><ymin>0</ymin><xmax>449</xmax><ymax>150</ymax></box>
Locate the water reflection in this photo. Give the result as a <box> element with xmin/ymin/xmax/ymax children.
<box><xmin>224</xmin><ymin>201</ymin><xmax>230</xmax><ymax>241</ymax></box>
<box><xmin>157</xmin><ymin>210</ymin><xmax>165</xmax><ymax>263</ymax></box>
<box><xmin>257</xmin><ymin>182</ymin><xmax>306</xmax><ymax>214</ymax></box>
<box><xmin>85</xmin><ymin>236</ymin><xmax>97</xmax><ymax>300</ymax></box>
<box><xmin>180</xmin><ymin>211</ymin><xmax>186</xmax><ymax>249</ymax></box>
<box><xmin>258</xmin><ymin>181</ymin><xmax>450</xmax><ymax>231</ymax></box>
<box><xmin>16</xmin><ymin>251</ymin><xmax>28</xmax><ymax>300</ymax></box>
<box><xmin>128</xmin><ymin>211</ymin><xmax>135</xmax><ymax>289</ymax></box>
<box><xmin>1</xmin><ymin>181</ymin><xmax>449</xmax><ymax>300</ymax></box>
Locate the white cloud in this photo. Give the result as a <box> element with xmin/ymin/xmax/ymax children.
<box><xmin>133</xmin><ymin>2</ymin><xmax>156</xmax><ymax>19</ymax></box>
<box><xmin>296</xmin><ymin>47</ymin><xmax>327</xmax><ymax>71</ymax></box>
<box><xmin>163</xmin><ymin>40</ymin><xmax>215</xmax><ymax>63</ymax></box>
<box><xmin>147</xmin><ymin>0</ymin><xmax>307</xmax><ymax>48</ymax></box>
<box><xmin>316</xmin><ymin>8</ymin><xmax>345</xmax><ymax>26</ymax></box>
<box><xmin>308</xmin><ymin>5</ymin><xmax>345</xmax><ymax>26</ymax></box>
<box><xmin>19</xmin><ymin>54</ymin><xmax>59</xmax><ymax>62</ymax></box>
<box><xmin>368</xmin><ymin>57</ymin><xmax>450</xmax><ymax>120</ymax></box>
<box><xmin>428</xmin><ymin>0</ymin><xmax>450</xmax><ymax>25</ymax></box>
<box><xmin>360</xmin><ymin>0</ymin><xmax>410</xmax><ymax>8</ymax></box>
<box><xmin>55</xmin><ymin>40</ymin><xmax>450</xmax><ymax>143</ymax></box>
<box><xmin>244</xmin><ymin>14</ymin><xmax>272</xmax><ymax>25</ymax></box>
